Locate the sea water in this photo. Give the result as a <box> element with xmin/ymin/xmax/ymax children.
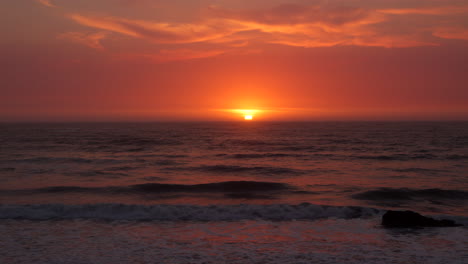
<box><xmin>1</xmin><ymin>122</ymin><xmax>467</xmax><ymax>263</ymax></box>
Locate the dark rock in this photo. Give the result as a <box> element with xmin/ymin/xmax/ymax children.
<box><xmin>382</xmin><ymin>210</ymin><xmax>462</xmax><ymax>228</ymax></box>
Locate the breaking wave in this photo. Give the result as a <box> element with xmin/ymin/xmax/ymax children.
<box><xmin>0</xmin><ymin>203</ymin><xmax>381</xmax><ymax>221</ymax></box>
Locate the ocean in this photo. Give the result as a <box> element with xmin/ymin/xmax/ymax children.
<box><xmin>0</xmin><ymin>122</ymin><xmax>467</xmax><ymax>263</ymax></box>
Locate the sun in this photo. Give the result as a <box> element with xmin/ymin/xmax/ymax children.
<box><xmin>222</xmin><ymin>108</ymin><xmax>262</xmax><ymax>120</ymax></box>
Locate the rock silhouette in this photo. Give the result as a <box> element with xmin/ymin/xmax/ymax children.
<box><xmin>382</xmin><ymin>210</ymin><xmax>462</xmax><ymax>228</ymax></box>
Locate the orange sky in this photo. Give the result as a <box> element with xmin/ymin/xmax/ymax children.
<box><xmin>1</xmin><ymin>0</ymin><xmax>468</xmax><ymax>121</ymax></box>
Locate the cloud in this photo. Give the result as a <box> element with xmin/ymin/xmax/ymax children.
<box><xmin>67</xmin><ymin>5</ymin><xmax>392</xmax><ymax>49</ymax></box>
<box><xmin>267</xmin><ymin>31</ymin><xmax>438</xmax><ymax>48</ymax></box>
<box><xmin>433</xmin><ymin>27</ymin><xmax>468</xmax><ymax>40</ymax></box>
<box><xmin>118</xmin><ymin>49</ymin><xmax>226</xmax><ymax>63</ymax></box>
<box><xmin>35</xmin><ymin>0</ymin><xmax>56</xmax><ymax>8</ymax></box>
<box><xmin>58</xmin><ymin>32</ymin><xmax>108</xmax><ymax>50</ymax></box>
<box><xmin>156</xmin><ymin>48</ymin><xmax>226</xmax><ymax>61</ymax></box>
<box><xmin>68</xmin><ymin>14</ymin><xmax>246</xmax><ymax>44</ymax></box>
<box><xmin>379</xmin><ymin>5</ymin><xmax>468</xmax><ymax>15</ymax></box>
<box><xmin>60</xmin><ymin>2</ymin><xmax>468</xmax><ymax>52</ymax></box>
<box><xmin>350</xmin><ymin>35</ymin><xmax>438</xmax><ymax>48</ymax></box>
<box><xmin>204</xmin><ymin>5</ymin><xmax>433</xmax><ymax>48</ymax></box>
<box><xmin>207</xmin><ymin>4</ymin><xmax>385</xmax><ymax>27</ymax></box>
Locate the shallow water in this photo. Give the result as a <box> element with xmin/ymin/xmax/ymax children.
<box><xmin>1</xmin><ymin>218</ymin><xmax>467</xmax><ymax>264</ymax></box>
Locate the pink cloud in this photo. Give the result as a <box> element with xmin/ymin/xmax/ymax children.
<box><xmin>68</xmin><ymin>14</ymin><xmax>246</xmax><ymax>44</ymax></box>
<box><xmin>433</xmin><ymin>27</ymin><xmax>468</xmax><ymax>40</ymax></box>
<box><xmin>67</xmin><ymin>7</ymin><xmax>390</xmax><ymax>49</ymax></box>
<box><xmin>58</xmin><ymin>32</ymin><xmax>108</xmax><ymax>50</ymax></box>
<box><xmin>56</xmin><ymin>2</ymin><xmax>468</xmax><ymax>53</ymax></box>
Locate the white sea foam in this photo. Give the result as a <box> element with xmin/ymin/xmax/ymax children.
<box><xmin>0</xmin><ymin>203</ymin><xmax>382</xmax><ymax>221</ymax></box>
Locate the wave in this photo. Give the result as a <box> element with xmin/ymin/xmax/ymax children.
<box><xmin>353</xmin><ymin>188</ymin><xmax>468</xmax><ymax>201</ymax></box>
<box><xmin>355</xmin><ymin>154</ymin><xmax>467</xmax><ymax>161</ymax></box>
<box><xmin>8</xmin><ymin>157</ymin><xmax>122</xmax><ymax>164</ymax></box>
<box><xmin>0</xmin><ymin>203</ymin><xmax>381</xmax><ymax>221</ymax></box>
<box><xmin>386</xmin><ymin>168</ymin><xmax>447</xmax><ymax>173</ymax></box>
<box><xmin>354</xmin><ymin>155</ymin><xmax>423</xmax><ymax>161</ymax></box>
<box><xmin>78</xmin><ymin>138</ymin><xmax>182</xmax><ymax>153</ymax></box>
<box><xmin>10</xmin><ymin>157</ymin><xmax>94</xmax><ymax>163</ymax></box>
<box><xmin>222</xmin><ymin>139</ymin><xmax>282</xmax><ymax>147</ymax></box>
<box><xmin>230</xmin><ymin>153</ymin><xmax>307</xmax><ymax>159</ymax></box>
<box><xmin>446</xmin><ymin>154</ymin><xmax>468</xmax><ymax>160</ymax></box>
<box><xmin>279</xmin><ymin>146</ymin><xmax>319</xmax><ymax>152</ymax></box>
<box><xmin>129</xmin><ymin>181</ymin><xmax>291</xmax><ymax>193</ymax></box>
<box><xmin>70</xmin><ymin>170</ymin><xmax>128</xmax><ymax>177</ymax></box>
<box><xmin>3</xmin><ymin>181</ymin><xmax>293</xmax><ymax>195</ymax></box>
<box><xmin>38</xmin><ymin>186</ymin><xmax>92</xmax><ymax>193</ymax></box>
<box><xmin>105</xmin><ymin>166</ymin><xmax>139</xmax><ymax>172</ymax></box>
<box><xmin>107</xmin><ymin>136</ymin><xmax>181</xmax><ymax>147</ymax></box>
<box><xmin>150</xmin><ymin>160</ymin><xmax>181</xmax><ymax>166</ymax></box>
<box><xmin>174</xmin><ymin>165</ymin><xmax>304</xmax><ymax>176</ymax></box>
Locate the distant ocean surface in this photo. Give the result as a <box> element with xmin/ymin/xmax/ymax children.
<box><xmin>1</xmin><ymin>122</ymin><xmax>467</xmax><ymax>263</ymax></box>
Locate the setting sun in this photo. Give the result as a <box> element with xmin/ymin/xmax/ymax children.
<box><xmin>224</xmin><ymin>109</ymin><xmax>262</xmax><ymax>120</ymax></box>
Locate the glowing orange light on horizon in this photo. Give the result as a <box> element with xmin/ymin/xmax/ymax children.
<box><xmin>227</xmin><ymin>109</ymin><xmax>261</xmax><ymax>120</ymax></box>
<box><xmin>217</xmin><ymin>108</ymin><xmax>291</xmax><ymax>121</ymax></box>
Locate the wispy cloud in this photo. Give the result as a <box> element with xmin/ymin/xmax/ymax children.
<box><xmin>35</xmin><ymin>0</ymin><xmax>56</xmax><ymax>8</ymax></box>
<box><xmin>118</xmin><ymin>49</ymin><xmax>226</xmax><ymax>63</ymax></box>
<box><xmin>68</xmin><ymin>14</ymin><xmax>246</xmax><ymax>44</ymax></box>
<box><xmin>203</xmin><ymin>4</ymin><xmax>436</xmax><ymax>48</ymax></box>
<box><xmin>379</xmin><ymin>5</ymin><xmax>468</xmax><ymax>15</ymax></box>
<box><xmin>65</xmin><ymin>3</ymin><xmax>443</xmax><ymax>49</ymax></box>
<box><xmin>207</xmin><ymin>4</ymin><xmax>385</xmax><ymax>28</ymax></box>
<box><xmin>58</xmin><ymin>32</ymin><xmax>108</xmax><ymax>50</ymax></box>
<box><xmin>153</xmin><ymin>48</ymin><xmax>226</xmax><ymax>62</ymax></box>
<box><xmin>433</xmin><ymin>27</ymin><xmax>468</xmax><ymax>40</ymax></box>
<box><xmin>51</xmin><ymin>1</ymin><xmax>468</xmax><ymax>54</ymax></box>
